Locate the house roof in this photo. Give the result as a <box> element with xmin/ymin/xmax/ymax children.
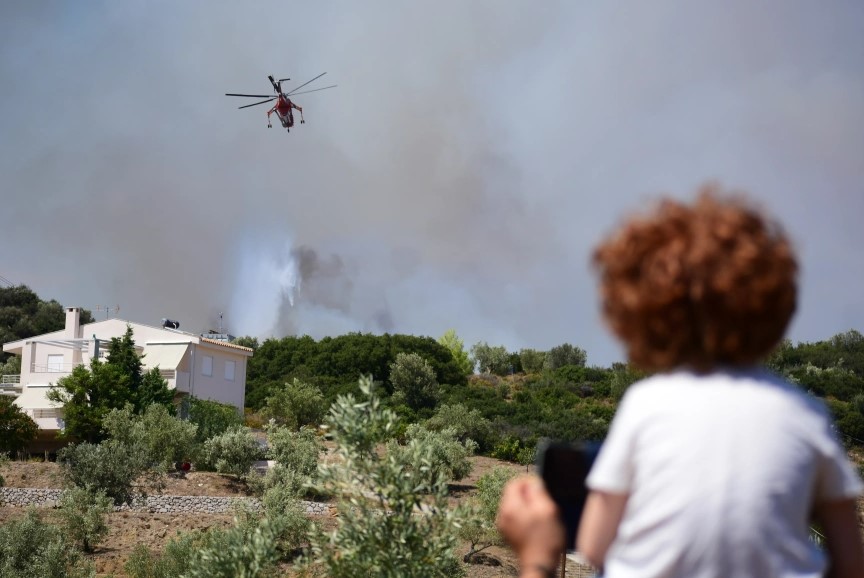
<box><xmin>200</xmin><ymin>337</ymin><xmax>254</xmax><ymax>353</ymax></box>
<box><xmin>3</xmin><ymin>318</ymin><xmax>254</xmax><ymax>355</ymax></box>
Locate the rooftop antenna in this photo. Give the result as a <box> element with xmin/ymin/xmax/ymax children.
<box><xmin>95</xmin><ymin>304</ymin><xmax>120</xmax><ymax>319</ymax></box>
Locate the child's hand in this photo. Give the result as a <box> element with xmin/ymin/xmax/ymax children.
<box><xmin>497</xmin><ymin>475</ymin><xmax>564</xmax><ymax>576</ymax></box>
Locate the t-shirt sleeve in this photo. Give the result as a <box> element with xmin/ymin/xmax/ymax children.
<box><xmin>585</xmin><ymin>388</ymin><xmax>641</xmax><ymax>494</ymax></box>
<box><xmin>814</xmin><ymin>412</ymin><xmax>864</xmax><ymax>502</ymax></box>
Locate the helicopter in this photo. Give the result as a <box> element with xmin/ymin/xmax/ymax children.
<box><xmin>226</xmin><ymin>72</ymin><xmax>336</xmax><ymax>131</ymax></box>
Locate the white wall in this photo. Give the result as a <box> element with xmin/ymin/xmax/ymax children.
<box><xmin>189</xmin><ymin>343</ymin><xmax>248</xmax><ymax>411</ymax></box>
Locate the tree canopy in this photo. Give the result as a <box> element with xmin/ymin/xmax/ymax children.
<box><xmin>245</xmin><ymin>332</ymin><xmax>467</xmax><ymax>408</ymax></box>
<box><xmin>49</xmin><ymin>326</ymin><xmax>174</xmax><ymax>442</ymax></box>
<box><xmin>0</xmin><ymin>285</ymin><xmax>94</xmax><ymax>362</ymax></box>
<box><xmin>0</xmin><ymin>395</ymin><xmax>38</xmax><ymax>454</ymax></box>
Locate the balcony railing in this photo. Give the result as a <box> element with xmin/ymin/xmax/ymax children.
<box><xmin>30</xmin><ymin>363</ymin><xmax>77</xmax><ymax>374</ymax></box>
<box><xmin>1</xmin><ymin>374</ymin><xmax>21</xmax><ymax>384</ymax></box>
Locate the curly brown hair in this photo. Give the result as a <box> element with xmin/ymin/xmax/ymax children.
<box><xmin>592</xmin><ymin>186</ymin><xmax>798</xmax><ymax>372</ymax></box>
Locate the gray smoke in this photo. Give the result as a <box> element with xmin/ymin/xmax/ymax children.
<box><xmin>1</xmin><ymin>1</ymin><xmax>862</xmax><ymax>364</ymax></box>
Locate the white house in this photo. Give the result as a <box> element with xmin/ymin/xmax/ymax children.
<box><xmin>1</xmin><ymin>307</ymin><xmax>253</xmax><ymax>451</ymax></box>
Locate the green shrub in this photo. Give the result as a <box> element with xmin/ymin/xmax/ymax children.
<box><xmin>244</xmin><ymin>409</ymin><xmax>266</xmax><ymax>429</ymax></box>
<box><xmin>200</xmin><ymin>426</ymin><xmax>262</xmax><ymax>477</ymax></box>
<box><xmin>57</xmin><ymin>487</ymin><xmax>113</xmax><ymax>553</ymax></box>
<box><xmin>425</xmin><ymin>404</ymin><xmax>494</xmax><ymax>453</ymax></box>
<box><xmin>459</xmin><ymin>467</ymin><xmax>516</xmax><ymax>562</ymax></box>
<box><xmin>58</xmin><ymin>440</ymin><xmax>150</xmax><ymax>505</ymax></box>
<box><xmin>259</xmin><ymin>484</ymin><xmax>310</xmax><ymax>556</ymax></box>
<box><xmin>185</xmin><ymin>397</ymin><xmax>243</xmax><ymax>443</ymax></box>
<box><xmin>184</xmin><ymin>517</ymin><xmax>284</xmax><ymax>578</ymax></box>
<box><xmin>0</xmin><ymin>396</ymin><xmax>38</xmax><ymax>455</ymax></box>
<box><xmin>265</xmin><ymin>424</ymin><xmax>321</xmax><ymax>484</ymax></box>
<box><xmin>0</xmin><ymin>452</ymin><xmax>8</xmax><ymax>487</ymax></box>
<box><xmin>490</xmin><ymin>435</ymin><xmax>524</xmax><ymax>463</ymax></box>
<box><xmin>103</xmin><ymin>404</ymin><xmax>198</xmax><ymax>471</ymax></box>
<box><xmin>305</xmin><ymin>376</ymin><xmax>465</xmax><ymax>578</ymax></box>
<box><xmin>0</xmin><ymin>509</ymin><xmax>94</xmax><ymax>578</ymax></box>
<box><xmin>261</xmin><ymin>379</ymin><xmax>326</xmax><ymax>430</ymax></box>
<box><xmin>125</xmin><ymin>532</ymin><xmax>202</xmax><ymax>578</ymax></box>
<box><xmin>388</xmin><ymin>424</ymin><xmax>477</xmax><ymax>483</ymax></box>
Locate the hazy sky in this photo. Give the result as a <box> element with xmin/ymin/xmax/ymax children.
<box><xmin>1</xmin><ymin>1</ymin><xmax>862</xmax><ymax>366</ymax></box>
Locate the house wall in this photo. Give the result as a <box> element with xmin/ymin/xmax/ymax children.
<box><xmin>9</xmin><ymin>314</ymin><xmax>251</xmax><ymax>414</ymax></box>
<box><xmin>189</xmin><ymin>344</ymin><xmax>247</xmax><ymax>411</ymax></box>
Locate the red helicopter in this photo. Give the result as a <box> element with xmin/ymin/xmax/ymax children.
<box><xmin>226</xmin><ymin>73</ymin><xmax>336</xmax><ymax>131</ymax></box>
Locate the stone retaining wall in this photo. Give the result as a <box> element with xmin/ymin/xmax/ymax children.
<box><xmin>0</xmin><ymin>487</ymin><xmax>329</xmax><ymax>515</ymax></box>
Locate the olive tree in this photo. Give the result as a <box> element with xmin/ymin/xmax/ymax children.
<box><xmin>470</xmin><ymin>342</ymin><xmax>511</xmax><ymax>376</ymax></box>
<box><xmin>544</xmin><ymin>343</ymin><xmax>587</xmax><ymax>370</ymax></box>
<box><xmin>306</xmin><ymin>376</ymin><xmax>464</xmax><ymax>577</ymax></box>
<box><xmin>389</xmin><ymin>352</ymin><xmax>439</xmax><ymax>411</ymax></box>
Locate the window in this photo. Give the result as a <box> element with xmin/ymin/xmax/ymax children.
<box><xmin>202</xmin><ymin>355</ymin><xmax>213</xmax><ymax>377</ymax></box>
<box><xmin>47</xmin><ymin>354</ymin><xmax>64</xmax><ymax>372</ymax></box>
<box><xmin>224</xmin><ymin>360</ymin><xmax>236</xmax><ymax>381</ymax></box>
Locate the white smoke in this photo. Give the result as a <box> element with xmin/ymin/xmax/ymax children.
<box><xmin>230</xmin><ymin>234</ymin><xmax>299</xmax><ymax>338</ymax></box>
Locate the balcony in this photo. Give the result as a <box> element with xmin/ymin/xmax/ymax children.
<box><xmin>1</xmin><ymin>374</ymin><xmax>21</xmax><ymax>384</ymax></box>
<box><xmin>159</xmin><ymin>369</ymin><xmax>191</xmax><ymax>393</ymax></box>
<box><xmin>29</xmin><ymin>362</ymin><xmax>77</xmax><ymax>381</ymax></box>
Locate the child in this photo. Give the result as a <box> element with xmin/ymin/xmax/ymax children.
<box><xmin>497</xmin><ymin>188</ymin><xmax>864</xmax><ymax>578</ymax></box>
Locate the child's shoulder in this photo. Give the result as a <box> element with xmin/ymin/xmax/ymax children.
<box><xmin>630</xmin><ymin>367</ymin><xmax>830</xmax><ymax>416</ymax></box>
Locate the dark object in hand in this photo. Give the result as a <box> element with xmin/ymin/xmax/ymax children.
<box><xmin>536</xmin><ymin>439</ymin><xmax>602</xmax><ymax>552</ymax></box>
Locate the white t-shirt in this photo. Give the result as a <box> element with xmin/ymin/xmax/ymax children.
<box><xmin>586</xmin><ymin>368</ymin><xmax>862</xmax><ymax>578</ymax></box>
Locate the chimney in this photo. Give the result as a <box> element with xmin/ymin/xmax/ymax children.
<box><xmin>65</xmin><ymin>307</ymin><xmax>81</xmax><ymax>339</ymax></box>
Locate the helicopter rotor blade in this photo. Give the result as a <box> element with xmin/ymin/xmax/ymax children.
<box><xmin>285</xmin><ymin>72</ymin><xmax>327</xmax><ymax>95</ymax></box>
<box><xmin>277</xmin><ymin>78</ymin><xmax>291</xmax><ymax>82</ymax></box>
<box><xmin>226</xmin><ymin>93</ymin><xmax>274</xmax><ymax>98</ymax></box>
<box><xmin>285</xmin><ymin>85</ymin><xmax>337</xmax><ymax>97</ymax></box>
<box><xmin>238</xmin><ymin>98</ymin><xmax>276</xmax><ymax>109</ymax></box>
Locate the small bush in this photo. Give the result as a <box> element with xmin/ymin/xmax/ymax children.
<box><xmin>184</xmin><ymin>517</ymin><xmax>284</xmax><ymax>578</ymax></box>
<box><xmin>459</xmin><ymin>467</ymin><xmax>516</xmax><ymax>562</ymax></box>
<box><xmin>58</xmin><ymin>440</ymin><xmax>149</xmax><ymax>505</ymax></box>
<box><xmin>425</xmin><ymin>403</ymin><xmax>494</xmax><ymax>453</ymax></box>
<box><xmin>103</xmin><ymin>404</ymin><xmax>198</xmax><ymax>471</ymax></box>
<box><xmin>490</xmin><ymin>436</ymin><xmax>524</xmax><ymax>463</ymax></box>
<box><xmin>185</xmin><ymin>397</ymin><xmax>243</xmax><ymax>443</ymax></box>
<box><xmin>125</xmin><ymin>532</ymin><xmax>202</xmax><ymax>578</ymax></box>
<box><xmin>0</xmin><ymin>509</ymin><xmax>94</xmax><ymax>578</ymax></box>
<box><xmin>260</xmin><ymin>484</ymin><xmax>310</xmax><ymax>555</ymax></box>
<box><xmin>0</xmin><ymin>452</ymin><xmax>8</xmax><ymax>487</ymax></box>
<box><xmin>200</xmin><ymin>426</ymin><xmax>262</xmax><ymax>477</ymax></box>
<box><xmin>388</xmin><ymin>424</ymin><xmax>477</xmax><ymax>483</ymax></box>
<box><xmin>244</xmin><ymin>409</ymin><xmax>266</xmax><ymax>429</ymax></box>
<box><xmin>262</xmin><ymin>379</ymin><xmax>326</xmax><ymax>430</ymax></box>
<box><xmin>57</xmin><ymin>486</ymin><xmax>113</xmax><ymax>553</ymax></box>
<box><xmin>265</xmin><ymin>424</ymin><xmax>321</xmax><ymax>478</ymax></box>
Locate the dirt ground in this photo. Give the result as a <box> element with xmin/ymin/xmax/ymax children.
<box><xmin>0</xmin><ymin>456</ymin><xmax>596</xmax><ymax>577</ymax></box>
